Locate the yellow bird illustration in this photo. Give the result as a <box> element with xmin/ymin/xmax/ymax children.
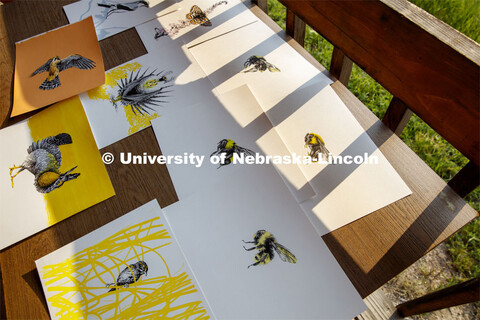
<box><xmin>31</xmin><ymin>54</ymin><xmax>96</xmax><ymax>90</ymax></box>
<box><xmin>9</xmin><ymin>133</ymin><xmax>80</xmax><ymax>193</ymax></box>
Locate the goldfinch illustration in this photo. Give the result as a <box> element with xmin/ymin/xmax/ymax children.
<box><xmin>31</xmin><ymin>54</ymin><xmax>96</xmax><ymax>90</ymax></box>
<box><xmin>9</xmin><ymin>133</ymin><xmax>80</xmax><ymax>193</ymax></box>
<box><xmin>210</xmin><ymin>139</ymin><xmax>255</xmax><ymax>168</ymax></box>
<box><xmin>243</xmin><ymin>230</ymin><xmax>297</xmax><ymax>268</ymax></box>
<box><xmin>106</xmin><ymin>261</ymin><xmax>148</xmax><ymax>292</ymax></box>
<box><xmin>305</xmin><ymin>132</ymin><xmax>330</xmax><ymax>161</ymax></box>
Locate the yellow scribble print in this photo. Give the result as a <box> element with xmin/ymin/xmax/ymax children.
<box><xmin>40</xmin><ymin>217</ymin><xmax>209</xmax><ymax>319</ymax></box>
<box><xmin>87</xmin><ymin>62</ymin><xmax>163</xmax><ymax>135</ymax></box>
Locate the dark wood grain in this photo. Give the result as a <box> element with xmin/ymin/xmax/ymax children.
<box><xmin>397</xmin><ymin>277</ymin><xmax>480</xmax><ymax>316</ymax></box>
<box><xmin>382</xmin><ymin>97</ymin><xmax>413</xmax><ymax>135</ymax></box>
<box><xmin>286</xmin><ymin>9</ymin><xmax>305</xmax><ymax>47</ymax></box>
<box><xmin>252</xmin><ymin>0</ymin><xmax>268</xmax><ymax>14</ymax></box>
<box><xmin>448</xmin><ymin>161</ymin><xmax>480</xmax><ymax>198</ymax></box>
<box><xmin>247</xmin><ymin>1</ymin><xmax>478</xmax><ymax>298</ymax></box>
<box><xmin>324</xmin><ymin>80</ymin><xmax>478</xmax><ymax>297</ymax></box>
<box><xmin>278</xmin><ymin>0</ymin><xmax>480</xmax><ymax>167</ymax></box>
<box><xmin>329</xmin><ymin>46</ymin><xmax>353</xmax><ymax>86</ymax></box>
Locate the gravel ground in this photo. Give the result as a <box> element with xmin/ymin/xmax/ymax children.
<box><xmin>381</xmin><ymin>243</ymin><xmax>478</xmax><ymax>319</ymax></box>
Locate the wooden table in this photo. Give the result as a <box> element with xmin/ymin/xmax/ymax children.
<box><xmin>0</xmin><ymin>1</ymin><xmax>477</xmax><ymax>318</ymax></box>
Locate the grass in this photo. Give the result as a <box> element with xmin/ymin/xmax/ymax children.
<box><xmin>267</xmin><ymin>0</ymin><xmax>480</xmax><ymax>282</ymax></box>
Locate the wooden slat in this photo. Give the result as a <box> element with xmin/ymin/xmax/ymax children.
<box><xmin>396</xmin><ymin>277</ymin><xmax>480</xmax><ymax>317</ymax></box>
<box><xmin>323</xmin><ymin>80</ymin><xmax>478</xmax><ymax>297</ymax></box>
<box><xmin>382</xmin><ymin>97</ymin><xmax>413</xmax><ymax>135</ymax></box>
<box><xmin>0</xmin><ymin>266</ymin><xmax>5</xmax><ymax>319</ymax></box>
<box><xmin>252</xmin><ymin>0</ymin><xmax>268</xmax><ymax>14</ymax></box>
<box><xmin>278</xmin><ymin>0</ymin><xmax>480</xmax><ymax>167</ymax></box>
<box><xmin>245</xmin><ymin>2</ymin><xmax>478</xmax><ymax>298</ymax></box>
<box><xmin>448</xmin><ymin>161</ymin><xmax>480</xmax><ymax>198</ymax></box>
<box><xmin>286</xmin><ymin>9</ymin><xmax>305</xmax><ymax>47</ymax></box>
<box><xmin>330</xmin><ymin>46</ymin><xmax>353</xmax><ymax>86</ymax></box>
<box><xmin>355</xmin><ymin>288</ymin><xmax>400</xmax><ymax>320</ymax></box>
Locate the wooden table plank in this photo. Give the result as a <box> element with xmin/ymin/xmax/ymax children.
<box><xmin>0</xmin><ymin>1</ymin><xmax>477</xmax><ymax>318</ymax></box>
<box><xmin>244</xmin><ymin>1</ymin><xmax>478</xmax><ymax>298</ymax></box>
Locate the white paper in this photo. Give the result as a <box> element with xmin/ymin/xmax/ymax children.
<box><xmin>0</xmin><ymin>100</ymin><xmax>115</xmax><ymax>250</ymax></box>
<box><xmin>267</xmin><ymin>84</ymin><xmax>412</xmax><ymax>234</ymax></box>
<box><xmin>36</xmin><ymin>200</ymin><xmax>214</xmax><ymax>319</ymax></box>
<box><xmin>189</xmin><ymin>20</ymin><xmax>332</xmax><ymax>113</ymax></box>
<box><xmin>153</xmin><ymin>0</ymin><xmax>258</xmax><ymax>47</ymax></box>
<box><xmin>163</xmin><ymin>169</ymin><xmax>367</xmax><ymax>319</ymax></box>
<box><xmin>80</xmin><ymin>52</ymin><xmax>214</xmax><ymax>148</ymax></box>
<box><xmin>0</xmin><ymin>121</ymin><xmax>48</xmax><ymax>249</ymax></box>
<box><xmin>64</xmin><ymin>0</ymin><xmax>179</xmax><ymax>40</ymax></box>
<box><xmin>151</xmin><ymin>86</ymin><xmax>315</xmax><ymax>203</ymax></box>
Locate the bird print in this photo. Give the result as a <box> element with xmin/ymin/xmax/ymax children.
<box><xmin>305</xmin><ymin>132</ymin><xmax>330</xmax><ymax>161</ymax></box>
<box><xmin>97</xmin><ymin>0</ymin><xmax>149</xmax><ymax>18</ymax></box>
<box><xmin>9</xmin><ymin>133</ymin><xmax>80</xmax><ymax>193</ymax></box>
<box><xmin>106</xmin><ymin>261</ymin><xmax>148</xmax><ymax>292</ymax></box>
<box><xmin>110</xmin><ymin>68</ymin><xmax>173</xmax><ymax>115</ymax></box>
<box><xmin>31</xmin><ymin>54</ymin><xmax>96</xmax><ymax>90</ymax></box>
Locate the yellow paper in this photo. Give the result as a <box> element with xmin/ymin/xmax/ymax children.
<box><xmin>27</xmin><ymin>96</ymin><xmax>115</xmax><ymax>225</ymax></box>
<box><xmin>0</xmin><ymin>96</ymin><xmax>115</xmax><ymax>249</ymax></box>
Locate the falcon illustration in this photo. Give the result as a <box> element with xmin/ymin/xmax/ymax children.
<box><xmin>9</xmin><ymin>133</ymin><xmax>80</xmax><ymax>193</ymax></box>
<box><xmin>106</xmin><ymin>261</ymin><xmax>148</xmax><ymax>292</ymax></box>
<box><xmin>31</xmin><ymin>54</ymin><xmax>96</xmax><ymax>90</ymax></box>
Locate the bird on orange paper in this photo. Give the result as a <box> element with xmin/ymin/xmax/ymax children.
<box><xmin>31</xmin><ymin>54</ymin><xmax>96</xmax><ymax>90</ymax></box>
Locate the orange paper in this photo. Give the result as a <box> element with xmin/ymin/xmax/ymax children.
<box><xmin>12</xmin><ymin>17</ymin><xmax>104</xmax><ymax>117</ymax></box>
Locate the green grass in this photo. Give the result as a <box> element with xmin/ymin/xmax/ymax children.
<box><xmin>267</xmin><ymin>0</ymin><xmax>480</xmax><ymax>281</ymax></box>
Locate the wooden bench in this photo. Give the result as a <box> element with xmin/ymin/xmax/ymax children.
<box><xmin>0</xmin><ymin>0</ymin><xmax>478</xmax><ymax>318</ymax></box>
<box><xmin>256</xmin><ymin>0</ymin><xmax>480</xmax><ymax>315</ymax></box>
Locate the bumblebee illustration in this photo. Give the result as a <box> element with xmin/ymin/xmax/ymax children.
<box><xmin>305</xmin><ymin>132</ymin><xmax>330</xmax><ymax>161</ymax></box>
<box><xmin>243</xmin><ymin>230</ymin><xmax>297</xmax><ymax>268</ymax></box>
<box><xmin>186</xmin><ymin>5</ymin><xmax>211</xmax><ymax>26</ymax></box>
<box><xmin>243</xmin><ymin>56</ymin><xmax>280</xmax><ymax>73</ymax></box>
<box><xmin>110</xmin><ymin>68</ymin><xmax>173</xmax><ymax>115</ymax></box>
<box><xmin>9</xmin><ymin>133</ymin><xmax>80</xmax><ymax>193</ymax></box>
<box><xmin>106</xmin><ymin>261</ymin><xmax>148</xmax><ymax>292</ymax></box>
<box><xmin>210</xmin><ymin>139</ymin><xmax>255</xmax><ymax>168</ymax></box>
<box><xmin>32</xmin><ymin>54</ymin><xmax>96</xmax><ymax>90</ymax></box>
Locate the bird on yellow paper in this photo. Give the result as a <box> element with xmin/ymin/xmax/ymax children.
<box><xmin>31</xmin><ymin>54</ymin><xmax>96</xmax><ymax>90</ymax></box>
<box><xmin>9</xmin><ymin>133</ymin><xmax>80</xmax><ymax>193</ymax></box>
